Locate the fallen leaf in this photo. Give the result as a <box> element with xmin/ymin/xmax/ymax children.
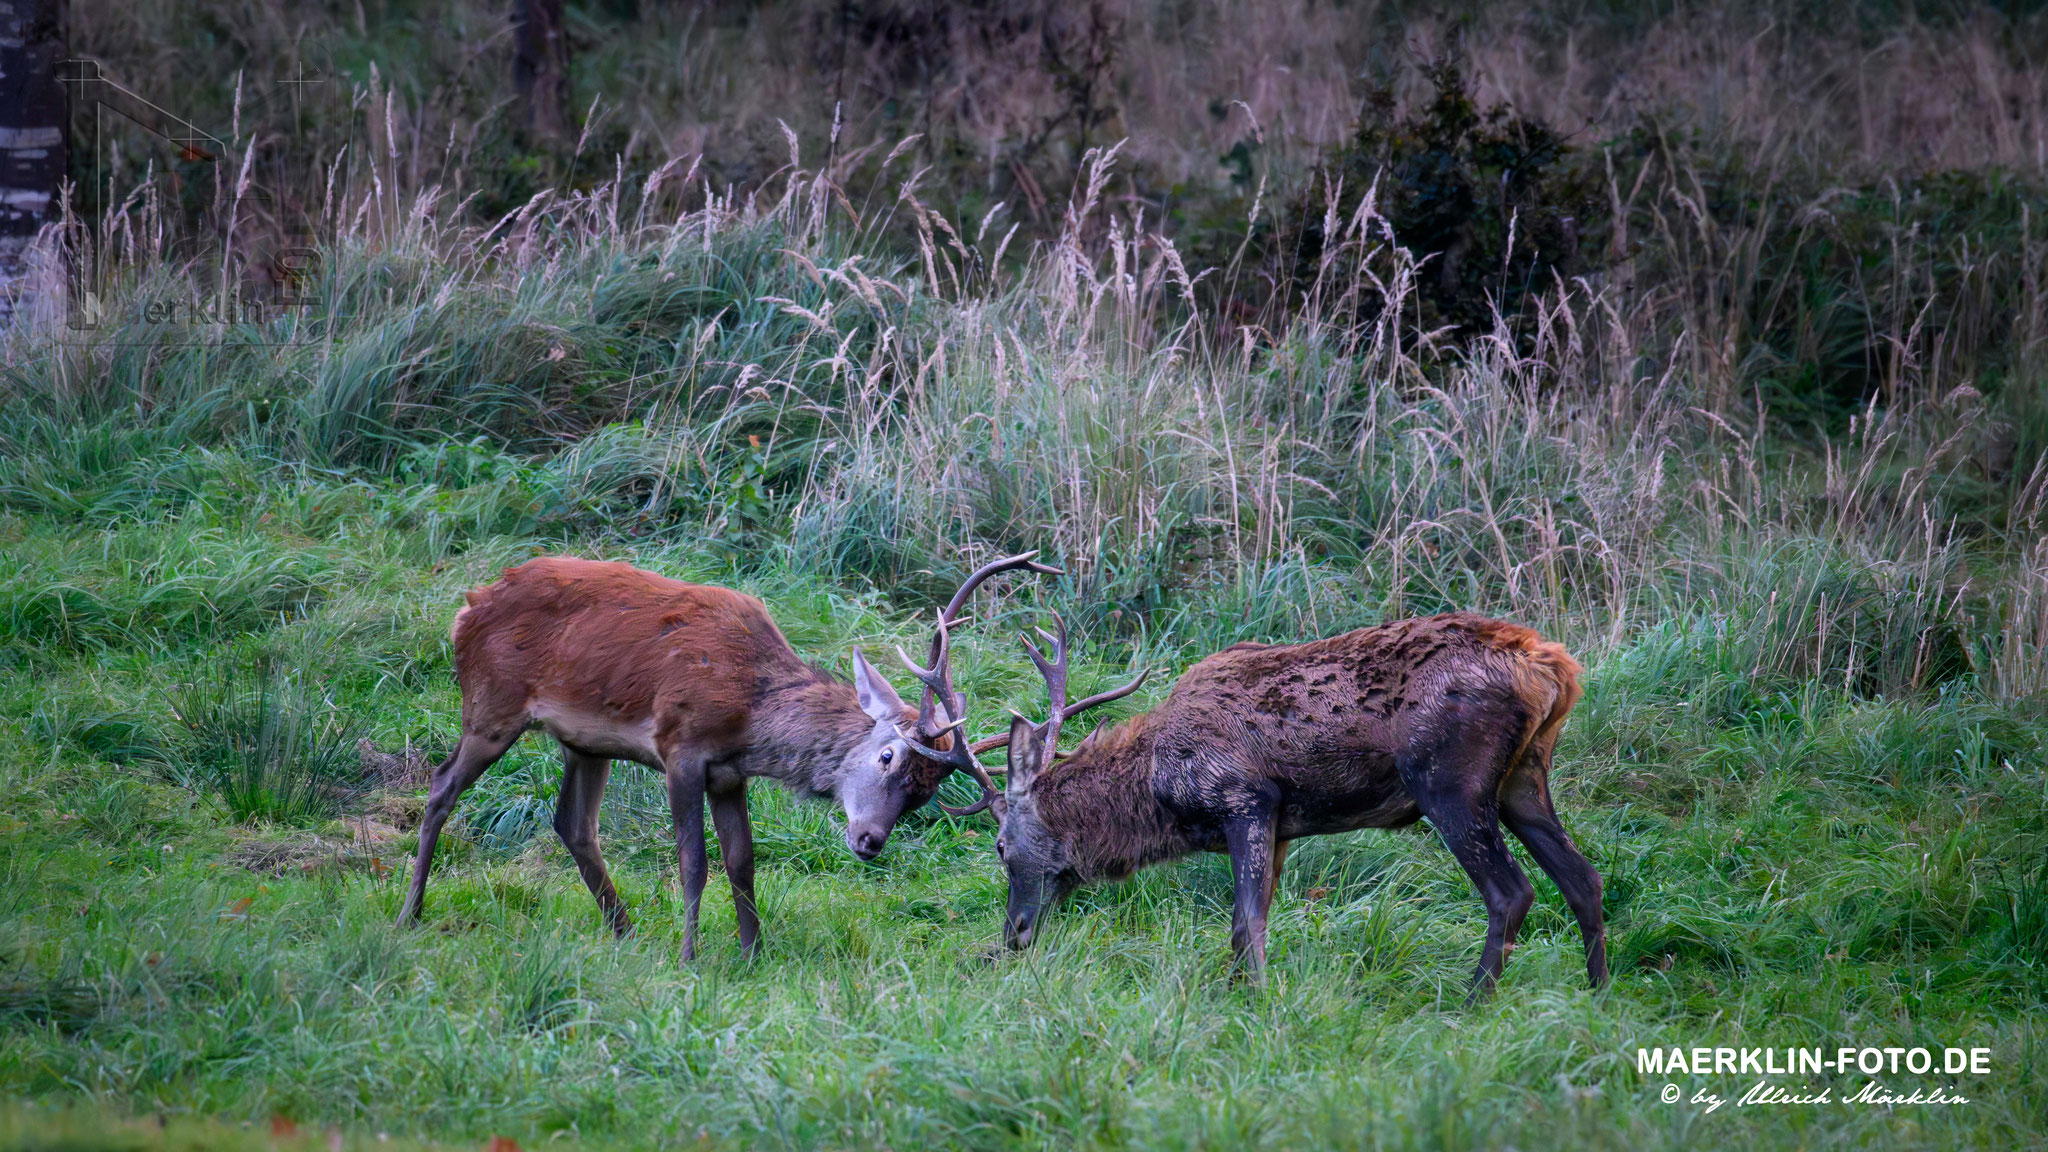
<box><xmin>488</xmin><ymin>1137</ymin><xmax>521</xmax><ymax>1152</ymax></box>
<box><xmin>221</xmin><ymin>897</ymin><xmax>254</xmax><ymax>921</ymax></box>
<box><xmin>271</xmin><ymin>1115</ymin><xmax>298</xmax><ymax>1138</ymax></box>
<box><xmin>1305</xmin><ymin>886</ymin><xmax>1332</xmax><ymax>901</ymax></box>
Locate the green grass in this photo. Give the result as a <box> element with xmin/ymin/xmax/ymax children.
<box><xmin>0</xmin><ymin>463</ymin><xmax>2043</xmax><ymax>1149</ymax></box>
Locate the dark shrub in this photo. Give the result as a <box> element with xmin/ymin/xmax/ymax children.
<box><xmin>1285</xmin><ymin>59</ymin><xmax>1605</xmax><ymax>336</ymax></box>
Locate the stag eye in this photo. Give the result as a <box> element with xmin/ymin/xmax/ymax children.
<box><xmin>996</xmin><ymin>839</ymin><xmax>1007</xmax><ymax>860</ymax></box>
<box><xmin>879</xmin><ymin>748</ymin><xmax>894</xmax><ymax>765</ymax></box>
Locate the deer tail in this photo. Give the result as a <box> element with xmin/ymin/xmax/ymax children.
<box><xmin>449</xmin><ymin>571</ymin><xmax>512</xmax><ymax>647</ymax></box>
<box><xmin>1475</xmin><ymin>620</ymin><xmax>1585</xmax><ymax>768</ymax></box>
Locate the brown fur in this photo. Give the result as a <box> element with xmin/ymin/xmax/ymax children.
<box><xmin>1034</xmin><ymin>613</ymin><xmax>1585</xmax><ymax>870</ymax></box>
<box><xmin>446</xmin><ymin>557</ymin><xmax>932</xmax><ymax>793</ymax></box>
<box><xmin>400</xmin><ymin>556</ymin><xmax>961</xmax><ymax>959</ymax></box>
<box><xmin>1031</xmin><ymin>713</ymin><xmax>1183</xmax><ymax>880</ymax></box>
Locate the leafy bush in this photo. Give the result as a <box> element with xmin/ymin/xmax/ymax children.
<box><xmin>1283</xmin><ymin>59</ymin><xmax>1604</xmax><ymax>335</ymax></box>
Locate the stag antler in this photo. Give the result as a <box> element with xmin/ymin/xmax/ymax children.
<box><xmin>895</xmin><ymin>550</ymin><xmax>1062</xmax><ymax>815</ymax></box>
<box><xmin>1017</xmin><ymin>615</ymin><xmax>1149</xmax><ymax>776</ymax></box>
<box><xmin>896</xmin><ymin>614</ymin><xmax>1002</xmax><ymax>814</ymax></box>
<box><xmin>912</xmin><ymin>550</ymin><xmax>1062</xmax><ymax>732</ymax></box>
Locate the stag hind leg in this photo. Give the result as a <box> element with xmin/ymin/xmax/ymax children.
<box><xmin>708</xmin><ymin>782</ymin><xmax>759</xmax><ymax>958</ymax></box>
<box><xmin>1499</xmin><ymin>744</ymin><xmax>1608</xmax><ymax>988</ymax></box>
<box><xmin>555</xmin><ymin>749</ymin><xmax>632</xmax><ymax>938</ymax></box>
<box><xmin>397</xmin><ymin>727</ymin><xmax>522</xmax><ymax>927</ymax></box>
<box><xmin>1398</xmin><ymin>713</ymin><xmax>1535</xmax><ymax>1001</ymax></box>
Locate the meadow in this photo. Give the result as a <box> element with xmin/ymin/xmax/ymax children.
<box><xmin>5</xmin><ymin>2</ymin><xmax>2048</xmax><ymax>1148</ymax></box>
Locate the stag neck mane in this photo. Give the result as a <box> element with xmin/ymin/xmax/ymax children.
<box><xmin>1030</xmin><ymin>712</ymin><xmax>1191</xmax><ymax>881</ymax></box>
<box><xmin>738</xmin><ymin>671</ymin><xmax>893</xmax><ymax>796</ymax></box>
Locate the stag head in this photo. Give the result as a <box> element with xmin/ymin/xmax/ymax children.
<box><xmin>991</xmin><ymin>616</ymin><xmax>1148</xmax><ymax>949</ymax></box>
<box><xmin>836</xmin><ymin>551</ymin><xmax>1061</xmax><ymax>859</ymax></box>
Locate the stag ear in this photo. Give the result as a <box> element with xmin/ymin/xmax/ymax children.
<box><xmin>1004</xmin><ymin>714</ymin><xmax>1047</xmax><ymax>794</ymax></box>
<box><xmin>852</xmin><ymin>649</ymin><xmax>907</xmax><ymax>723</ymax></box>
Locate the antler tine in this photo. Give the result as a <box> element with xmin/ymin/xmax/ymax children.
<box><xmin>915</xmin><ymin>551</ymin><xmax>1066</xmax><ymax>816</ymax></box>
<box><xmin>1019</xmin><ymin>627</ymin><xmax>1069</xmax><ymax>716</ymax></box>
<box><xmin>901</xmin><ymin>715</ymin><xmax>1002</xmax><ymax>816</ymax></box>
<box><xmin>894</xmin><ymin>642</ymin><xmax>961</xmax><ymax>724</ymax></box>
<box><xmin>938</xmin><ymin>793</ymin><xmax>997</xmax><ymax>817</ymax></box>
<box><xmin>911</xmin><ymin>610</ymin><xmax>948</xmax><ymax>728</ymax></box>
<box><xmin>1065</xmin><ymin>666</ymin><xmax>1151</xmax><ymax>719</ymax></box>
<box><xmin>935</xmin><ymin>550</ymin><xmax>1064</xmax><ymax>633</ymax></box>
<box><xmin>917</xmin><ymin>550</ymin><xmax>1063</xmax><ymax>734</ymax></box>
<box><xmin>900</xmin><ymin>609</ymin><xmax>965</xmax><ymax>735</ymax></box>
<box><xmin>936</xmin><ymin>778</ymin><xmax>999</xmax><ymax>816</ymax></box>
<box><xmin>905</xmin><ymin>610</ymin><xmax>994</xmax><ymax>814</ymax></box>
<box><xmin>1045</xmin><ymin>618</ymin><xmax>1076</xmax><ymax>714</ymax></box>
<box><xmin>1020</xmin><ymin>614</ymin><xmax>1075</xmax><ymax>751</ymax></box>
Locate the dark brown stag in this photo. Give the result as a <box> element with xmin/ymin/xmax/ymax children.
<box><xmin>395</xmin><ymin>552</ymin><xmax>1050</xmax><ymax>960</ymax></box>
<box><xmin>988</xmin><ymin>612</ymin><xmax>1606</xmax><ymax>994</ymax></box>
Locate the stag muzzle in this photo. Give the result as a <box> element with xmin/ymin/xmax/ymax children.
<box><xmin>1005</xmin><ymin>910</ymin><xmax>1038</xmax><ymax>950</ymax></box>
<box><xmin>1003</xmin><ymin>883</ymin><xmax>1047</xmax><ymax>949</ymax></box>
<box><xmin>846</xmin><ymin>824</ymin><xmax>889</xmax><ymax>861</ymax></box>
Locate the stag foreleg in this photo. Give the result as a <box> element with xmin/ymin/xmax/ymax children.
<box><xmin>1223</xmin><ymin>799</ymin><xmax>1282</xmax><ymax>978</ymax></box>
<box><xmin>708</xmin><ymin>782</ymin><xmax>759</xmax><ymax>958</ymax></box>
<box><xmin>665</xmin><ymin>753</ymin><xmax>710</xmax><ymax>962</ymax></box>
<box><xmin>1261</xmin><ymin>838</ymin><xmax>1292</xmax><ymax>920</ymax></box>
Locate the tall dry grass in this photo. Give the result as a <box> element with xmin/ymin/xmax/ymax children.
<box><xmin>7</xmin><ymin>105</ymin><xmax>2044</xmax><ymax>702</ymax></box>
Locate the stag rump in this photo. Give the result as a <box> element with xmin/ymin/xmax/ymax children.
<box><xmin>989</xmin><ymin>613</ymin><xmax>1606</xmax><ymax>994</ymax></box>
<box><xmin>395</xmin><ymin>552</ymin><xmax>1047</xmax><ymax>961</ymax></box>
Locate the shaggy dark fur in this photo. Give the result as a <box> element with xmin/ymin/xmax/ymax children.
<box><xmin>996</xmin><ymin>612</ymin><xmax>1606</xmax><ymax>995</ymax></box>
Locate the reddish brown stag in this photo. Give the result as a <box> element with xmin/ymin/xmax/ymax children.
<box><xmin>988</xmin><ymin>612</ymin><xmax>1606</xmax><ymax>994</ymax></box>
<box><xmin>396</xmin><ymin>552</ymin><xmax>1051</xmax><ymax>959</ymax></box>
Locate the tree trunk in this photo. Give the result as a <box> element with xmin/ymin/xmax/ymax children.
<box><xmin>513</xmin><ymin>0</ymin><xmax>570</xmax><ymax>143</ymax></box>
<box><xmin>0</xmin><ymin>0</ymin><xmax>66</xmax><ymax>324</ymax></box>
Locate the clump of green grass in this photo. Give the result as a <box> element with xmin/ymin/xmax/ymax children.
<box><xmin>159</xmin><ymin>660</ymin><xmax>365</xmax><ymax>826</ymax></box>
